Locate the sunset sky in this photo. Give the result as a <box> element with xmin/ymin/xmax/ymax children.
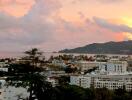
<box><xmin>0</xmin><ymin>0</ymin><xmax>132</xmax><ymax>52</ymax></box>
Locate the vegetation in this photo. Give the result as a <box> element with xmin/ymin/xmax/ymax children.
<box><xmin>6</xmin><ymin>48</ymin><xmax>51</xmax><ymax>100</ymax></box>
<box><xmin>59</xmin><ymin>40</ymin><xmax>132</xmax><ymax>54</ymax></box>
<box><xmin>35</xmin><ymin>84</ymin><xmax>132</xmax><ymax>100</ymax></box>
<box><xmin>84</xmin><ymin>67</ymin><xmax>98</xmax><ymax>74</ymax></box>
<box><xmin>64</xmin><ymin>66</ymin><xmax>77</xmax><ymax>73</ymax></box>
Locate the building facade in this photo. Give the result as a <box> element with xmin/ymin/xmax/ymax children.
<box><xmin>70</xmin><ymin>76</ymin><xmax>91</xmax><ymax>88</ymax></box>
<box><xmin>0</xmin><ymin>62</ymin><xmax>9</xmax><ymax>72</ymax></box>
<box><xmin>99</xmin><ymin>60</ymin><xmax>127</xmax><ymax>74</ymax></box>
<box><xmin>70</xmin><ymin>74</ymin><xmax>132</xmax><ymax>91</ymax></box>
<box><xmin>76</xmin><ymin>61</ymin><xmax>101</xmax><ymax>72</ymax></box>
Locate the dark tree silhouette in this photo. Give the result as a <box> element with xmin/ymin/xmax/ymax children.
<box><xmin>6</xmin><ymin>48</ymin><xmax>51</xmax><ymax>100</ymax></box>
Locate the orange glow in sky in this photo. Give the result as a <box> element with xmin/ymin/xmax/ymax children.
<box><xmin>0</xmin><ymin>0</ymin><xmax>132</xmax><ymax>51</ymax></box>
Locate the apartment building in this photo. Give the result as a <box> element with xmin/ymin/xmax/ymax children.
<box><xmin>99</xmin><ymin>60</ymin><xmax>127</xmax><ymax>74</ymax></box>
<box><xmin>90</xmin><ymin>74</ymin><xmax>132</xmax><ymax>91</ymax></box>
<box><xmin>70</xmin><ymin>75</ymin><xmax>91</xmax><ymax>88</ymax></box>
<box><xmin>76</xmin><ymin>59</ymin><xmax>127</xmax><ymax>74</ymax></box>
<box><xmin>70</xmin><ymin>73</ymin><xmax>132</xmax><ymax>91</ymax></box>
<box><xmin>76</xmin><ymin>61</ymin><xmax>103</xmax><ymax>72</ymax></box>
<box><xmin>0</xmin><ymin>62</ymin><xmax>9</xmax><ymax>72</ymax></box>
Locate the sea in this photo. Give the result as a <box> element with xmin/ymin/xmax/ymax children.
<box><xmin>0</xmin><ymin>52</ymin><xmax>131</xmax><ymax>59</ymax></box>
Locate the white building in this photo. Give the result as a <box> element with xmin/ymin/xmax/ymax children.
<box><xmin>0</xmin><ymin>62</ymin><xmax>8</xmax><ymax>68</ymax></box>
<box><xmin>47</xmin><ymin>71</ymin><xmax>66</xmax><ymax>77</ymax></box>
<box><xmin>0</xmin><ymin>62</ymin><xmax>9</xmax><ymax>72</ymax></box>
<box><xmin>99</xmin><ymin>60</ymin><xmax>127</xmax><ymax>74</ymax></box>
<box><xmin>52</xmin><ymin>60</ymin><xmax>66</xmax><ymax>67</ymax></box>
<box><xmin>76</xmin><ymin>59</ymin><xmax>128</xmax><ymax>74</ymax></box>
<box><xmin>70</xmin><ymin>73</ymin><xmax>132</xmax><ymax>91</ymax></box>
<box><xmin>70</xmin><ymin>75</ymin><xmax>91</xmax><ymax>88</ymax></box>
<box><xmin>0</xmin><ymin>68</ymin><xmax>8</xmax><ymax>72</ymax></box>
<box><xmin>76</xmin><ymin>61</ymin><xmax>102</xmax><ymax>72</ymax></box>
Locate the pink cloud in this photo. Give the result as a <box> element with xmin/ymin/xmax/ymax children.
<box><xmin>0</xmin><ymin>0</ymin><xmax>35</xmax><ymax>17</ymax></box>
<box><xmin>40</xmin><ymin>17</ymin><xmax>126</xmax><ymax>51</ymax></box>
<box><xmin>0</xmin><ymin>0</ymin><xmax>130</xmax><ymax>52</ymax></box>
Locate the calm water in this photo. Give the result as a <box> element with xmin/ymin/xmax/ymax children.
<box><xmin>0</xmin><ymin>52</ymin><xmax>131</xmax><ymax>59</ymax></box>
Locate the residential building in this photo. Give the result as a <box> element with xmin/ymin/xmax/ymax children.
<box><xmin>99</xmin><ymin>60</ymin><xmax>127</xmax><ymax>74</ymax></box>
<box><xmin>0</xmin><ymin>62</ymin><xmax>9</xmax><ymax>72</ymax></box>
<box><xmin>70</xmin><ymin>75</ymin><xmax>91</xmax><ymax>88</ymax></box>
<box><xmin>0</xmin><ymin>68</ymin><xmax>8</xmax><ymax>72</ymax></box>
<box><xmin>0</xmin><ymin>62</ymin><xmax>8</xmax><ymax>68</ymax></box>
<box><xmin>76</xmin><ymin>61</ymin><xmax>101</xmax><ymax>72</ymax></box>
<box><xmin>127</xmin><ymin>60</ymin><xmax>132</xmax><ymax>72</ymax></box>
<box><xmin>70</xmin><ymin>73</ymin><xmax>132</xmax><ymax>91</ymax></box>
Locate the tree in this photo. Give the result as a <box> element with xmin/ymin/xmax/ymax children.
<box><xmin>52</xmin><ymin>85</ymin><xmax>87</xmax><ymax>100</ymax></box>
<box><xmin>84</xmin><ymin>67</ymin><xmax>98</xmax><ymax>74</ymax></box>
<box><xmin>24</xmin><ymin>48</ymin><xmax>43</xmax><ymax>68</ymax></box>
<box><xmin>113</xmin><ymin>87</ymin><xmax>131</xmax><ymax>100</ymax></box>
<box><xmin>95</xmin><ymin>88</ymin><xmax>113</xmax><ymax>100</ymax></box>
<box><xmin>6</xmin><ymin>48</ymin><xmax>51</xmax><ymax>100</ymax></box>
<box><xmin>64</xmin><ymin>66</ymin><xmax>77</xmax><ymax>73</ymax></box>
<box><xmin>58</xmin><ymin>76</ymin><xmax>70</xmax><ymax>85</ymax></box>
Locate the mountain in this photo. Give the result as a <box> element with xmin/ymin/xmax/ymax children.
<box><xmin>59</xmin><ymin>41</ymin><xmax>132</xmax><ymax>54</ymax></box>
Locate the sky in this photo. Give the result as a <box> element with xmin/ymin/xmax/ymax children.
<box><xmin>0</xmin><ymin>0</ymin><xmax>132</xmax><ymax>53</ymax></box>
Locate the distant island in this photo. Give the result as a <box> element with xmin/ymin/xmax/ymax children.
<box><xmin>59</xmin><ymin>40</ymin><xmax>132</xmax><ymax>54</ymax></box>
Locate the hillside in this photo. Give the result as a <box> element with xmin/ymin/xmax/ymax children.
<box><xmin>59</xmin><ymin>41</ymin><xmax>132</xmax><ymax>54</ymax></box>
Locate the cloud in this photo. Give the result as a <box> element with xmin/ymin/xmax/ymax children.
<box><xmin>78</xmin><ymin>11</ymin><xmax>85</xmax><ymax>19</ymax></box>
<box><xmin>0</xmin><ymin>0</ymin><xmax>35</xmax><ymax>17</ymax></box>
<box><xmin>93</xmin><ymin>17</ymin><xmax>132</xmax><ymax>33</ymax></box>
<box><xmin>0</xmin><ymin>11</ymin><xmax>129</xmax><ymax>52</ymax></box>
<box><xmin>0</xmin><ymin>0</ymin><xmax>62</xmax><ymax>51</ymax></box>
<box><xmin>99</xmin><ymin>0</ymin><xmax>125</xmax><ymax>3</ymax></box>
<box><xmin>47</xmin><ymin>17</ymin><xmax>126</xmax><ymax>51</ymax></box>
<box><xmin>0</xmin><ymin>0</ymin><xmax>61</xmax><ymax>17</ymax></box>
<box><xmin>72</xmin><ymin>0</ymin><xmax>126</xmax><ymax>4</ymax></box>
<box><xmin>0</xmin><ymin>0</ymin><xmax>131</xmax><ymax>52</ymax></box>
